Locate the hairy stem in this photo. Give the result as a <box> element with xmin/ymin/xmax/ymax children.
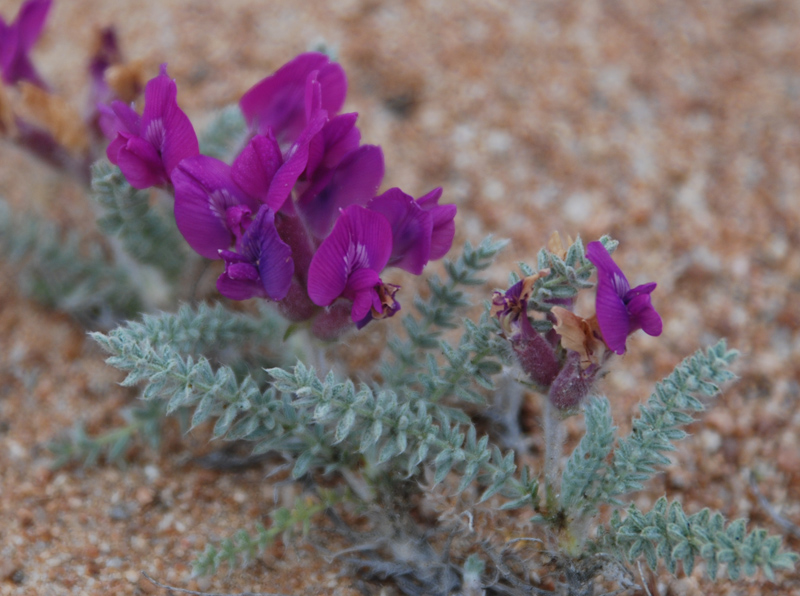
<box><xmin>544</xmin><ymin>400</ymin><xmax>565</xmax><ymax>506</ymax></box>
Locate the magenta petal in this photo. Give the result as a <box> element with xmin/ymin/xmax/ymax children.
<box><xmin>216</xmin><ymin>207</ymin><xmax>293</xmax><ymax>302</ymax></box>
<box><xmin>15</xmin><ymin>0</ymin><xmax>51</xmax><ymax>51</ymax></box>
<box><xmin>586</xmin><ymin>241</ymin><xmax>662</xmax><ymax>354</ymax></box>
<box><xmin>110</xmin><ymin>100</ymin><xmax>141</xmax><ymax>136</ymax></box>
<box><xmin>299</xmin><ymin>144</ymin><xmax>385</xmax><ymax>238</ymax></box>
<box><xmin>346</xmin><ymin>268</ymin><xmax>382</xmax><ymax>322</ymax></box>
<box><xmin>586</xmin><ymin>241</ymin><xmax>630</xmax><ymax>296</ymax></box>
<box><xmin>306</xmin><ymin>112</ymin><xmax>359</xmax><ymax>178</ymax></box>
<box><xmin>227</xmin><ymin>261</ymin><xmax>260</xmax><ymax>281</ymax></box>
<box><xmin>307</xmin><ymin>205</ymin><xmax>392</xmax><ymax>306</ymax></box>
<box><xmin>231</xmin><ymin>132</ymin><xmax>282</xmax><ymax>203</ymax></box>
<box><xmin>105</xmin><ymin>133</ymin><xmax>127</xmax><ymax>164</ymax></box>
<box><xmin>415</xmin><ymin>187</ymin><xmax>456</xmax><ymax>260</ymax></box>
<box><xmin>0</xmin><ymin>20</ymin><xmax>16</xmax><ymax>69</ymax></box>
<box><xmin>317</xmin><ymin>61</ymin><xmax>347</xmax><ymax>116</ymax></box>
<box><xmin>251</xmin><ymin>210</ymin><xmax>294</xmax><ymax>301</ymax></box>
<box><xmin>217</xmin><ymin>252</ymin><xmax>266</xmax><ymax>300</ymax></box>
<box><xmin>264</xmin><ymin>109</ymin><xmax>328</xmax><ymax>212</ymax></box>
<box><xmin>340</xmin><ymin>205</ymin><xmax>393</xmax><ymax>272</ymax></box>
<box><xmin>98</xmin><ymin>104</ymin><xmax>120</xmax><ymax>140</ymax></box>
<box><xmin>368</xmin><ymin>188</ymin><xmax>433</xmax><ymax>274</ymax></box>
<box><xmin>141</xmin><ymin>64</ymin><xmax>199</xmax><ymax>176</ymax></box>
<box><xmin>173</xmin><ymin>155</ymin><xmax>255</xmax><ymax>259</ymax></box>
<box><xmin>307</xmin><ymin>213</ymin><xmax>351</xmax><ymax>306</ymax></box>
<box><xmin>627</xmin><ymin>282</ymin><xmax>657</xmax><ymax>298</ymax></box>
<box><xmin>595</xmin><ymin>279</ymin><xmax>631</xmax><ymax>355</ymax></box>
<box><xmin>304</xmin><ymin>133</ymin><xmax>326</xmax><ymax>182</ymax></box>
<box><xmin>116</xmin><ymin>137</ymin><xmax>167</xmax><ymax>189</ymax></box>
<box><xmin>239</xmin><ymin>52</ymin><xmax>330</xmax><ymax>142</ymax></box>
<box><xmin>626</xmin><ymin>292</ymin><xmax>663</xmax><ymax>337</ymax></box>
<box><xmin>416</xmin><ymin>187</ymin><xmax>443</xmax><ymax>208</ymax></box>
<box><xmin>350</xmin><ymin>286</ymin><xmax>379</xmax><ymax>322</ymax></box>
<box><xmin>304</xmin><ymin>70</ymin><xmax>323</xmax><ymax>119</ymax></box>
<box><xmin>345</xmin><ymin>267</ymin><xmax>381</xmax><ymax>296</ymax></box>
<box><xmin>427</xmin><ymin>204</ymin><xmax>457</xmax><ymax>260</ymax></box>
<box><xmin>320</xmin><ymin>112</ymin><xmax>360</xmax><ymax>169</ymax></box>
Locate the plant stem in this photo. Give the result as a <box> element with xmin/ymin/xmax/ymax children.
<box><xmin>544</xmin><ymin>399</ymin><xmax>564</xmax><ymax>505</ymax></box>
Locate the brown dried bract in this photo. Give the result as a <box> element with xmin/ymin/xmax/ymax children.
<box><xmin>17</xmin><ymin>83</ymin><xmax>89</xmax><ymax>153</ymax></box>
<box><xmin>547</xmin><ymin>231</ymin><xmax>575</xmax><ymax>261</ymax></box>
<box><xmin>106</xmin><ymin>61</ymin><xmax>146</xmax><ymax>103</ymax></box>
<box><xmin>0</xmin><ymin>82</ymin><xmax>18</xmax><ymax>136</ymax></box>
<box><xmin>551</xmin><ymin>306</ymin><xmax>606</xmax><ymax>369</ymax></box>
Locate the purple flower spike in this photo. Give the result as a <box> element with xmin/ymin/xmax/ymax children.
<box><xmin>173</xmin><ymin>155</ymin><xmax>259</xmax><ymax>259</ymax></box>
<box><xmin>239</xmin><ymin>52</ymin><xmax>347</xmax><ymax>145</ymax></box>
<box><xmin>297</xmin><ymin>144</ymin><xmax>385</xmax><ymax>239</ymax></box>
<box><xmin>217</xmin><ymin>205</ymin><xmax>293</xmax><ymax>302</ymax></box>
<box><xmin>367</xmin><ymin>188</ymin><xmax>433</xmax><ymax>274</ymax></box>
<box><xmin>0</xmin><ymin>0</ymin><xmax>52</xmax><ymax>87</ymax></box>
<box><xmin>307</xmin><ymin>205</ymin><xmax>399</xmax><ymax>326</ymax></box>
<box><xmin>105</xmin><ymin>64</ymin><xmax>198</xmax><ymax>189</ymax></box>
<box><xmin>585</xmin><ymin>241</ymin><xmax>662</xmax><ymax>355</ymax></box>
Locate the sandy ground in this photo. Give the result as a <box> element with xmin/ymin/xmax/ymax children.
<box><xmin>1</xmin><ymin>0</ymin><xmax>799</xmax><ymax>594</ymax></box>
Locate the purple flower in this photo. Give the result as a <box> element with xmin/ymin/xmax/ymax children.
<box><xmin>585</xmin><ymin>241</ymin><xmax>662</xmax><ymax>355</ymax></box>
<box><xmin>416</xmin><ymin>187</ymin><xmax>457</xmax><ymax>261</ymax></box>
<box><xmin>305</xmin><ymin>111</ymin><xmax>361</xmax><ymax>180</ymax></box>
<box><xmin>491</xmin><ymin>273</ymin><xmax>560</xmax><ymax>388</ymax></box>
<box><xmin>172</xmin><ymin>154</ymin><xmax>259</xmax><ymax>259</ymax></box>
<box><xmin>367</xmin><ymin>187</ymin><xmax>456</xmax><ymax>274</ymax></box>
<box><xmin>296</xmin><ymin>144</ymin><xmax>385</xmax><ymax>239</ymax></box>
<box><xmin>307</xmin><ymin>205</ymin><xmax>400</xmax><ymax>328</ymax></box>
<box><xmin>104</xmin><ymin>64</ymin><xmax>198</xmax><ymax>189</ymax></box>
<box><xmin>217</xmin><ymin>205</ymin><xmax>293</xmax><ymax>302</ymax></box>
<box><xmin>0</xmin><ymin>0</ymin><xmax>51</xmax><ymax>87</ymax></box>
<box><xmin>239</xmin><ymin>52</ymin><xmax>347</xmax><ymax>147</ymax></box>
<box><xmin>231</xmin><ymin>109</ymin><xmax>327</xmax><ymax>213</ymax></box>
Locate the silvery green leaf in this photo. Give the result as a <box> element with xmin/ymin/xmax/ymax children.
<box><xmin>434</xmin><ymin>450</ymin><xmax>454</xmax><ymax>485</ymax></box>
<box><xmin>227</xmin><ymin>415</ymin><xmax>259</xmax><ymax>440</ymax></box>
<box><xmin>191</xmin><ymin>393</ymin><xmax>219</xmax><ymax>428</ymax></box>
<box><xmin>292</xmin><ymin>451</ymin><xmax>315</xmax><ymax>478</ymax></box>
<box><xmin>333</xmin><ymin>409</ymin><xmax>356</xmax><ymax>444</ymax></box>
<box><xmin>359</xmin><ymin>419</ymin><xmax>383</xmax><ymax>453</ymax></box>
<box><xmin>378</xmin><ymin>437</ymin><xmax>398</xmax><ymax>464</ymax></box>
<box><xmin>213</xmin><ymin>405</ymin><xmax>240</xmax><ymax>439</ymax></box>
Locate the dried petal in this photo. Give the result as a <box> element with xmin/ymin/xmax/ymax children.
<box><xmin>551</xmin><ymin>307</ymin><xmax>606</xmax><ymax>369</ymax></box>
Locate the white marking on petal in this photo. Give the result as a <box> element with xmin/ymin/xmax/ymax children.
<box><xmin>343</xmin><ymin>242</ymin><xmax>370</xmax><ymax>272</ymax></box>
<box><xmin>209</xmin><ymin>189</ymin><xmax>233</xmax><ymax>220</ymax></box>
<box><xmin>145</xmin><ymin>118</ymin><xmax>166</xmax><ymax>153</ymax></box>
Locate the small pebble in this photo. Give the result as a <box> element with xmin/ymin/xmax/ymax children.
<box><xmin>109</xmin><ymin>505</ymin><xmax>130</xmax><ymax>521</ymax></box>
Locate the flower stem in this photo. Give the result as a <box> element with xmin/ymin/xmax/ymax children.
<box><xmin>544</xmin><ymin>399</ymin><xmax>565</xmax><ymax>506</ymax></box>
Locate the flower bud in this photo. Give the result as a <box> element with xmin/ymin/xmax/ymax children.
<box><xmin>548</xmin><ymin>352</ymin><xmax>599</xmax><ymax>411</ymax></box>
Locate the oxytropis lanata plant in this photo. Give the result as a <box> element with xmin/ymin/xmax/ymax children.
<box><xmin>0</xmin><ymin>2</ymin><xmax>796</xmax><ymax>594</ymax></box>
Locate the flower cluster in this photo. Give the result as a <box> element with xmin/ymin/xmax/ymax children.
<box><xmin>493</xmin><ymin>239</ymin><xmax>662</xmax><ymax>411</ymax></box>
<box><xmin>101</xmin><ymin>53</ymin><xmax>456</xmax><ymax>336</ymax></box>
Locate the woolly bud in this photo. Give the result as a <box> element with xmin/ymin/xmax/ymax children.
<box><xmin>548</xmin><ymin>352</ymin><xmax>599</xmax><ymax>411</ymax></box>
